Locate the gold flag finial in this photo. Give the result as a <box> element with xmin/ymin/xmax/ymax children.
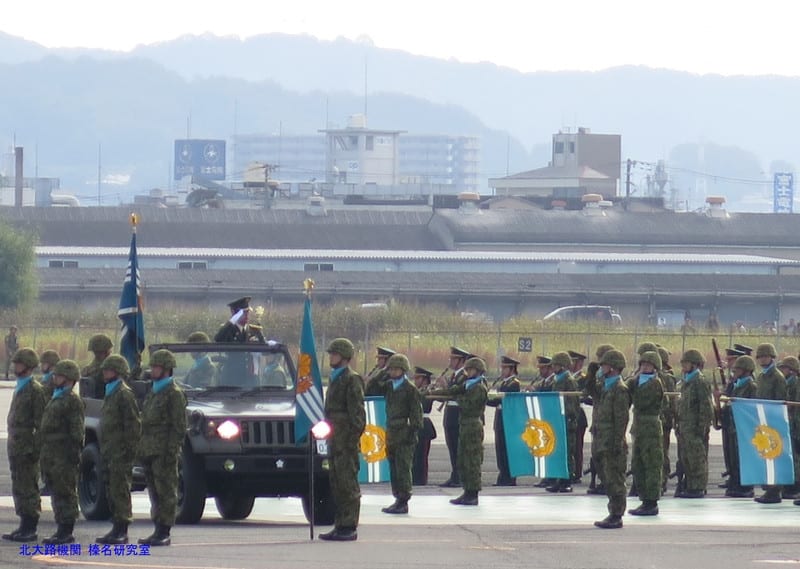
<box><xmin>130</xmin><ymin>212</ymin><xmax>139</xmax><ymax>227</ymax></box>
<box><xmin>303</xmin><ymin>279</ymin><xmax>315</xmax><ymax>295</ymax></box>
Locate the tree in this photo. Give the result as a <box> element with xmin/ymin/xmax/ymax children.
<box><xmin>0</xmin><ymin>220</ymin><xmax>38</xmax><ymax>308</ymax></box>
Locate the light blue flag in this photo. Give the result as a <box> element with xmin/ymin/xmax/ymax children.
<box><xmin>359</xmin><ymin>396</ymin><xmax>390</xmax><ymax>483</ymax></box>
<box><xmin>502</xmin><ymin>392</ymin><xmax>569</xmax><ymax>479</ymax></box>
<box><xmin>731</xmin><ymin>398</ymin><xmax>795</xmax><ymax>486</ymax></box>
<box><xmin>294</xmin><ymin>296</ymin><xmax>325</xmax><ymax>444</ymax></box>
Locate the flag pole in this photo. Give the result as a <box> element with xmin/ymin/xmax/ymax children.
<box><xmin>130</xmin><ymin>212</ymin><xmax>141</xmax><ymax>375</ymax></box>
<box><xmin>304</xmin><ymin>278</ymin><xmax>316</xmax><ymax>541</ymax></box>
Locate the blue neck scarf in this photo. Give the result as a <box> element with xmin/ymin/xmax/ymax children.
<box><xmin>734</xmin><ymin>375</ymin><xmax>752</xmax><ymax>390</ymax></box>
<box><xmin>603</xmin><ymin>375</ymin><xmax>620</xmax><ymax>391</ymax></box>
<box><xmin>465</xmin><ymin>376</ymin><xmax>484</xmax><ymax>389</ymax></box>
<box><xmin>761</xmin><ymin>362</ymin><xmax>775</xmax><ymax>374</ymax></box>
<box><xmin>683</xmin><ymin>369</ymin><xmax>699</xmax><ymax>383</ymax></box>
<box><xmin>391</xmin><ymin>375</ymin><xmax>407</xmax><ymax>391</ymax></box>
<box><xmin>153</xmin><ymin>376</ymin><xmax>174</xmax><ymax>394</ymax></box>
<box><xmin>595</xmin><ymin>368</ymin><xmax>605</xmax><ymax>380</ymax></box>
<box><xmin>14</xmin><ymin>376</ymin><xmax>32</xmax><ymax>394</ymax></box>
<box><xmin>330</xmin><ymin>367</ymin><xmax>346</xmax><ymax>382</ymax></box>
<box><xmin>555</xmin><ymin>371</ymin><xmax>569</xmax><ymax>383</ymax></box>
<box><xmin>52</xmin><ymin>385</ymin><xmax>73</xmax><ymax>400</ymax></box>
<box><xmin>788</xmin><ymin>375</ymin><xmax>797</xmax><ymax>385</ymax></box>
<box><xmin>41</xmin><ymin>371</ymin><xmax>53</xmax><ymax>384</ymax></box>
<box><xmin>638</xmin><ymin>372</ymin><xmax>656</xmax><ymax>386</ymax></box>
<box><xmin>105</xmin><ymin>378</ymin><xmax>122</xmax><ymax>397</ymax></box>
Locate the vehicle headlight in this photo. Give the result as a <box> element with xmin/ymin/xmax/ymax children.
<box><xmin>216</xmin><ymin>419</ymin><xmax>240</xmax><ymax>440</ymax></box>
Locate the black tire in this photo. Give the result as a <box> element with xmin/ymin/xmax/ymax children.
<box><xmin>175</xmin><ymin>446</ymin><xmax>207</xmax><ymax>525</ymax></box>
<box><xmin>301</xmin><ymin>476</ymin><xmax>336</xmax><ymax>525</ymax></box>
<box><xmin>214</xmin><ymin>493</ymin><xmax>256</xmax><ymax>520</ymax></box>
<box><xmin>79</xmin><ymin>443</ymin><xmax>111</xmax><ymax>521</ymax></box>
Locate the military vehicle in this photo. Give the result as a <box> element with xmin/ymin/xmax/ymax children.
<box><xmin>78</xmin><ymin>341</ymin><xmax>334</xmax><ymax>525</ymax></box>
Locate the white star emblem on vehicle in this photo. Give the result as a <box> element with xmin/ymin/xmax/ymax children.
<box><xmin>276</xmin><ymin>459</ymin><xmax>285</xmax><ymax>469</ymax></box>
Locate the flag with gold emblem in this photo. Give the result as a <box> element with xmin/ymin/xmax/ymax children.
<box><xmin>294</xmin><ymin>293</ymin><xmax>325</xmax><ymax>444</ymax></box>
<box><xmin>502</xmin><ymin>392</ymin><xmax>569</xmax><ymax>478</ymax></box>
<box><xmin>358</xmin><ymin>397</ymin><xmax>390</xmax><ymax>483</ymax></box>
<box><xmin>731</xmin><ymin>398</ymin><xmax>794</xmax><ymax>485</ymax></box>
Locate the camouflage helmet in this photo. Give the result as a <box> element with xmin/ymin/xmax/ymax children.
<box><xmin>187</xmin><ymin>331</ymin><xmax>210</xmax><ymax>343</ymax></box>
<box><xmin>463</xmin><ymin>357</ymin><xmax>486</xmax><ymax>374</ymax></box>
<box><xmin>733</xmin><ymin>355</ymin><xmax>756</xmax><ymax>373</ymax></box>
<box><xmin>326</xmin><ymin>338</ymin><xmax>355</xmax><ymax>360</ymax></box>
<box><xmin>599</xmin><ymin>349</ymin><xmax>626</xmax><ymax>371</ymax></box>
<box><xmin>778</xmin><ymin>356</ymin><xmax>800</xmax><ymax>373</ymax></box>
<box><xmin>12</xmin><ymin>348</ymin><xmax>39</xmax><ymax>369</ymax></box>
<box><xmin>386</xmin><ymin>354</ymin><xmax>411</xmax><ymax>372</ymax></box>
<box><xmin>657</xmin><ymin>346</ymin><xmax>670</xmax><ymax>367</ymax></box>
<box><xmin>550</xmin><ymin>351</ymin><xmax>572</xmax><ymax>369</ymax></box>
<box><xmin>149</xmin><ymin>349</ymin><xmax>177</xmax><ymax>371</ymax></box>
<box><xmin>680</xmin><ymin>349</ymin><xmax>705</xmax><ymax>366</ymax></box>
<box><xmin>636</xmin><ymin>341</ymin><xmax>658</xmax><ymax>356</ymax></box>
<box><xmin>100</xmin><ymin>354</ymin><xmax>130</xmax><ymax>377</ymax></box>
<box><xmin>88</xmin><ymin>333</ymin><xmax>113</xmax><ymax>353</ymax></box>
<box><xmin>595</xmin><ymin>344</ymin><xmax>616</xmax><ymax>360</ymax></box>
<box><xmin>39</xmin><ymin>350</ymin><xmax>61</xmax><ymax>367</ymax></box>
<box><xmin>639</xmin><ymin>350</ymin><xmax>663</xmax><ymax>370</ymax></box>
<box><xmin>53</xmin><ymin>359</ymin><xmax>80</xmax><ymax>383</ymax></box>
<box><xmin>756</xmin><ymin>343</ymin><xmax>777</xmax><ymax>358</ymax></box>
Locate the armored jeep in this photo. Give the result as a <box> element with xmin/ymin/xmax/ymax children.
<box><xmin>78</xmin><ymin>341</ymin><xmax>335</xmax><ymax>525</ymax></box>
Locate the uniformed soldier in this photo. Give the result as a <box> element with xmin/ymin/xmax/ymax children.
<box><xmin>4</xmin><ymin>325</ymin><xmax>19</xmax><ymax>379</ymax></box>
<box><xmin>39</xmin><ymin>350</ymin><xmax>60</xmax><ymax>400</ymax></box>
<box><xmin>138</xmin><ymin>349</ymin><xmax>187</xmax><ymax>546</ymax></box>
<box><xmin>96</xmin><ymin>355</ymin><xmax>142</xmax><ymax>545</ymax></box>
<box><xmin>734</xmin><ymin>343</ymin><xmax>754</xmax><ymax>356</ymax></box>
<box><xmin>754</xmin><ymin>343</ymin><xmax>787</xmax><ymax>504</ymax></box>
<box><xmin>627</xmin><ymin>351</ymin><xmax>664</xmax><ymax>516</ymax></box>
<box><xmin>656</xmin><ymin>345</ymin><xmax>678</xmax><ymax>493</ymax></box>
<box><xmin>411</xmin><ymin>367</ymin><xmax>437</xmax><ymax>486</ymax></box>
<box><xmin>430</xmin><ymin>357</ymin><xmax>489</xmax><ymax>506</ymax></box>
<box><xmin>777</xmin><ymin>356</ymin><xmax>800</xmax><ymax>500</ymax></box>
<box><xmin>675</xmin><ymin>349</ymin><xmax>713</xmax><ymax>498</ymax></box>
<box><xmin>83</xmin><ymin>334</ymin><xmax>113</xmax><ymax>396</ymax></box>
<box><xmin>365</xmin><ymin>346</ymin><xmax>395</xmax><ymax>388</ymax></box>
<box><xmin>593</xmin><ymin>349</ymin><xmax>630</xmax><ymax>529</ymax></box>
<box><xmin>528</xmin><ymin>355</ymin><xmax>553</xmax><ymax>391</ymax></box>
<box><xmin>2</xmin><ymin>348</ymin><xmax>46</xmax><ymax>542</ymax></box>
<box><xmin>722</xmin><ymin>355</ymin><xmax>757</xmax><ymax>498</ymax></box>
<box><xmin>486</xmin><ymin>355</ymin><xmax>521</xmax><ymax>486</ymax></box>
<box><xmin>319</xmin><ymin>338</ymin><xmax>366</xmax><ymax>542</ymax></box>
<box><xmin>585</xmin><ymin>344</ymin><xmax>616</xmax><ymax>495</ymax></box>
<box><xmin>626</xmin><ymin>342</ymin><xmax>660</xmax><ymax>499</ymax></box>
<box><xmin>569</xmin><ymin>350</ymin><xmax>588</xmax><ymax>483</ymax></box>
<box><xmin>366</xmin><ymin>354</ymin><xmax>423</xmax><ymax>514</ymax></box>
<box><xmin>547</xmin><ymin>351</ymin><xmax>579</xmax><ymax>493</ymax></box>
<box><xmin>183</xmin><ymin>331</ymin><xmax>217</xmax><ymax>388</ymax></box>
<box><xmin>214</xmin><ymin>297</ymin><xmax>266</xmax><ymax>343</ymax></box>
<box><xmin>438</xmin><ymin>347</ymin><xmax>470</xmax><ymax>488</ymax></box>
<box><xmin>717</xmin><ymin>347</ymin><xmax>744</xmax><ymax>490</ymax></box>
<box><xmin>39</xmin><ymin>359</ymin><xmax>85</xmax><ymax>545</ymax></box>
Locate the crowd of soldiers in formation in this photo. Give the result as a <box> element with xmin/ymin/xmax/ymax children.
<box><xmin>363</xmin><ymin>340</ymin><xmax>800</xmax><ymax>530</ymax></box>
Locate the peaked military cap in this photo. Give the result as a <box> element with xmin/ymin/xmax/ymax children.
<box><xmin>501</xmin><ymin>355</ymin><xmax>520</xmax><ymax>366</ymax></box>
<box><xmin>568</xmin><ymin>350</ymin><xmax>587</xmax><ymax>361</ymax></box>
<box><xmin>227</xmin><ymin>296</ymin><xmax>252</xmax><ymax>311</ymax></box>
<box><xmin>414</xmin><ymin>366</ymin><xmax>433</xmax><ymax>378</ymax></box>
<box><xmin>537</xmin><ymin>355</ymin><xmax>552</xmax><ymax>365</ymax></box>
<box><xmin>450</xmin><ymin>347</ymin><xmax>471</xmax><ymax>358</ymax></box>
<box><xmin>733</xmin><ymin>343</ymin><xmax>753</xmax><ymax>355</ymax></box>
<box><xmin>376</xmin><ymin>346</ymin><xmax>396</xmax><ymax>357</ymax></box>
<box><xmin>725</xmin><ymin>348</ymin><xmax>745</xmax><ymax>357</ymax></box>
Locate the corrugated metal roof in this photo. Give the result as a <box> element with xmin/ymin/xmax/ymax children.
<box><xmin>35</xmin><ymin>246</ymin><xmax>800</xmax><ymax>266</ymax></box>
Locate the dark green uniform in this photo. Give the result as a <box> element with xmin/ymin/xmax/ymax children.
<box><xmin>39</xmin><ymin>372</ymin><xmax>55</xmax><ymax>401</ymax></box>
<box><xmin>658</xmin><ymin>367</ymin><xmax>677</xmax><ymax>486</ymax></box>
<box><xmin>756</xmin><ymin>364</ymin><xmax>787</xmax><ymax>500</ymax></box>
<box><xmin>727</xmin><ymin>376</ymin><xmax>757</xmax><ymax>492</ymax></box>
<box><xmin>214</xmin><ymin>322</ymin><xmax>265</xmax><ymax>343</ymax></box>
<box><xmin>786</xmin><ymin>375</ymin><xmax>800</xmax><ymax>490</ymax></box>
<box><xmin>366</xmin><ymin>376</ymin><xmax>423</xmax><ymax>501</ymax></box>
<box><xmin>594</xmin><ymin>377</ymin><xmax>630</xmax><ymax>517</ymax></box>
<box><xmin>677</xmin><ymin>370</ymin><xmax>713</xmax><ymax>493</ymax></box>
<box><xmin>7</xmin><ymin>377</ymin><xmax>46</xmax><ymax>520</ymax></box>
<box><xmin>101</xmin><ymin>380</ymin><xmax>142</xmax><ymax>524</ymax></box>
<box><xmin>183</xmin><ymin>355</ymin><xmax>216</xmax><ymax>388</ymax></box>
<box><xmin>628</xmin><ymin>373</ymin><xmax>664</xmax><ymax>502</ymax></box>
<box><xmin>324</xmin><ymin>366</ymin><xmax>366</xmax><ymax>530</ymax></box>
<box><xmin>39</xmin><ymin>387</ymin><xmax>84</xmax><ymax>525</ymax></box>
<box><xmin>487</xmin><ymin>375</ymin><xmax>521</xmax><ymax>485</ymax></box>
<box><xmin>584</xmin><ymin>367</ymin><xmax>605</xmax><ymax>490</ymax></box>
<box><xmin>552</xmin><ymin>372</ymin><xmax>579</xmax><ymax>481</ymax></box>
<box><xmin>139</xmin><ymin>379</ymin><xmax>187</xmax><ymax>527</ymax></box>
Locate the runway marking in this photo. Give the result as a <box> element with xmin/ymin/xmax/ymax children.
<box><xmin>754</xmin><ymin>562</ymin><xmax>800</xmax><ymax>565</ymax></box>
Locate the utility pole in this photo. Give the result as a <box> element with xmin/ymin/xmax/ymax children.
<box><xmin>624</xmin><ymin>158</ymin><xmax>632</xmax><ymax>211</ymax></box>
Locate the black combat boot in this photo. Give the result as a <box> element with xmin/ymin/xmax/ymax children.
<box><xmin>138</xmin><ymin>523</ymin><xmax>171</xmax><ymax>546</ymax></box>
<box><xmin>675</xmin><ymin>488</ymin><xmax>705</xmax><ymax>498</ymax></box>
<box><xmin>755</xmin><ymin>488</ymin><xmax>782</xmax><ymax>504</ymax></box>
<box><xmin>2</xmin><ymin>516</ymin><xmax>38</xmax><ymax>542</ymax></box>
<box><xmin>594</xmin><ymin>514</ymin><xmax>623</xmax><ymax>529</ymax></box>
<box><xmin>628</xmin><ymin>500</ymin><xmax>659</xmax><ymax>516</ymax></box>
<box><xmin>725</xmin><ymin>486</ymin><xmax>754</xmax><ymax>498</ymax></box>
<box><xmin>782</xmin><ymin>485</ymin><xmax>799</xmax><ymax>499</ymax></box>
<box><xmin>319</xmin><ymin>527</ymin><xmax>358</xmax><ymax>541</ymax></box>
<box><xmin>382</xmin><ymin>496</ymin><xmax>409</xmax><ymax>514</ymax></box>
<box><xmin>458</xmin><ymin>491</ymin><xmax>479</xmax><ymax>506</ymax></box>
<box><xmin>587</xmin><ymin>484</ymin><xmax>606</xmax><ymax>495</ymax></box>
<box><xmin>97</xmin><ymin>522</ymin><xmax>129</xmax><ymax>544</ymax></box>
<box><xmin>43</xmin><ymin>522</ymin><xmax>75</xmax><ymax>545</ymax></box>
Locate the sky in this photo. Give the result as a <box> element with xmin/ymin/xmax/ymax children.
<box><xmin>3</xmin><ymin>0</ymin><xmax>800</xmax><ymax>76</ymax></box>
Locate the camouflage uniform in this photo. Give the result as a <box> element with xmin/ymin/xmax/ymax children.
<box><xmin>487</xmin><ymin>371</ymin><xmax>521</xmax><ymax>486</ymax></box>
<box><xmin>551</xmin><ymin>367</ymin><xmax>579</xmax><ymax>485</ymax></box>
<box><xmin>594</xmin><ymin>376</ymin><xmax>630</xmax><ymax>518</ymax></box>
<box><xmin>324</xmin><ymin>365</ymin><xmax>366</xmax><ymax>530</ymax></box>
<box><xmin>139</xmin><ymin>379</ymin><xmax>187</xmax><ymax>527</ymax></box>
<box><xmin>101</xmin><ymin>379</ymin><xmax>142</xmax><ymax>524</ymax></box>
<box><xmin>726</xmin><ymin>375</ymin><xmax>757</xmax><ymax>494</ymax></box>
<box><xmin>677</xmin><ymin>369</ymin><xmax>714</xmax><ymax>494</ymax></box>
<box><xmin>755</xmin><ymin>356</ymin><xmax>787</xmax><ymax>502</ymax></box>
<box><xmin>184</xmin><ymin>355</ymin><xmax>217</xmax><ymax>387</ymax></box>
<box><xmin>39</xmin><ymin>386</ymin><xmax>85</xmax><ymax>525</ymax></box>
<box><xmin>783</xmin><ymin>368</ymin><xmax>800</xmax><ymax>493</ymax></box>
<box><xmin>627</xmin><ymin>360</ymin><xmax>665</xmax><ymax>507</ymax></box>
<box><xmin>7</xmin><ymin>377</ymin><xmax>46</xmax><ymax>522</ymax></box>
<box><xmin>658</xmin><ymin>361</ymin><xmax>678</xmax><ymax>488</ymax></box>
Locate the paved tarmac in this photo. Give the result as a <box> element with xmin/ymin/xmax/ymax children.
<box><xmin>0</xmin><ymin>380</ymin><xmax>797</xmax><ymax>569</ymax></box>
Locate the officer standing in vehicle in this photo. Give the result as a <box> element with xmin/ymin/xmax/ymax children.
<box><xmin>366</xmin><ymin>353</ymin><xmax>423</xmax><ymax>514</ymax></box>
<box><xmin>754</xmin><ymin>343</ymin><xmax>787</xmax><ymax>504</ymax></box>
<box><xmin>2</xmin><ymin>348</ymin><xmax>46</xmax><ymax>542</ymax></box>
<box><xmin>39</xmin><ymin>359</ymin><xmax>84</xmax><ymax>545</ymax></box>
<box><xmin>675</xmin><ymin>349</ymin><xmax>713</xmax><ymax>498</ymax></box>
<box><xmin>412</xmin><ymin>367</ymin><xmax>437</xmax><ymax>485</ymax></box>
<box><xmin>214</xmin><ymin>297</ymin><xmax>265</xmax><ymax>343</ymax></box>
<box><xmin>39</xmin><ymin>350</ymin><xmax>60</xmax><ymax>400</ymax></box>
<box><xmin>487</xmin><ymin>356</ymin><xmax>521</xmax><ymax>486</ymax></box>
<box><xmin>439</xmin><ymin>347</ymin><xmax>470</xmax><ymax>488</ymax></box>
<box><xmin>96</xmin><ymin>355</ymin><xmax>142</xmax><ymax>545</ymax></box>
<box><xmin>138</xmin><ymin>349</ymin><xmax>187</xmax><ymax>546</ymax></box>
<box><xmin>319</xmin><ymin>338</ymin><xmax>366</xmax><ymax>542</ymax></box>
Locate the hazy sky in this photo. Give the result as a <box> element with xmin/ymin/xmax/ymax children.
<box><xmin>5</xmin><ymin>0</ymin><xmax>800</xmax><ymax>76</ymax></box>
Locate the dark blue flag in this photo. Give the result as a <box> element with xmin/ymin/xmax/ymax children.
<box><xmin>118</xmin><ymin>225</ymin><xmax>145</xmax><ymax>370</ymax></box>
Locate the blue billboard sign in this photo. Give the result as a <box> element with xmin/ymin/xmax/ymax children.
<box><xmin>774</xmin><ymin>172</ymin><xmax>794</xmax><ymax>214</ymax></box>
<box><xmin>174</xmin><ymin>139</ymin><xmax>226</xmax><ymax>181</ymax></box>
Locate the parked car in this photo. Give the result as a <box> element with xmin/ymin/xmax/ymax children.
<box><xmin>543</xmin><ymin>305</ymin><xmax>622</xmax><ymax>325</ymax></box>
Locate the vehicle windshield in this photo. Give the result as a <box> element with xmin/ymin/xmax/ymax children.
<box><xmin>170</xmin><ymin>349</ymin><xmax>295</xmax><ymax>392</ymax></box>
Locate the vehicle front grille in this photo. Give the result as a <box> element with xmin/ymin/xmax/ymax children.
<box><xmin>240</xmin><ymin>419</ymin><xmax>295</xmax><ymax>448</ymax></box>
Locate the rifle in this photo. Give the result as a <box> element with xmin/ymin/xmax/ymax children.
<box><xmin>434</xmin><ymin>367</ymin><xmax>452</xmax><ymax>412</ymax></box>
<box><xmin>710</xmin><ymin>338</ymin><xmax>725</xmax><ymax>430</ymax></box>
<box><xmin>583</xmin><ymin>458</ymin><xmax>598</xmax><ymax>491</ymax></box>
